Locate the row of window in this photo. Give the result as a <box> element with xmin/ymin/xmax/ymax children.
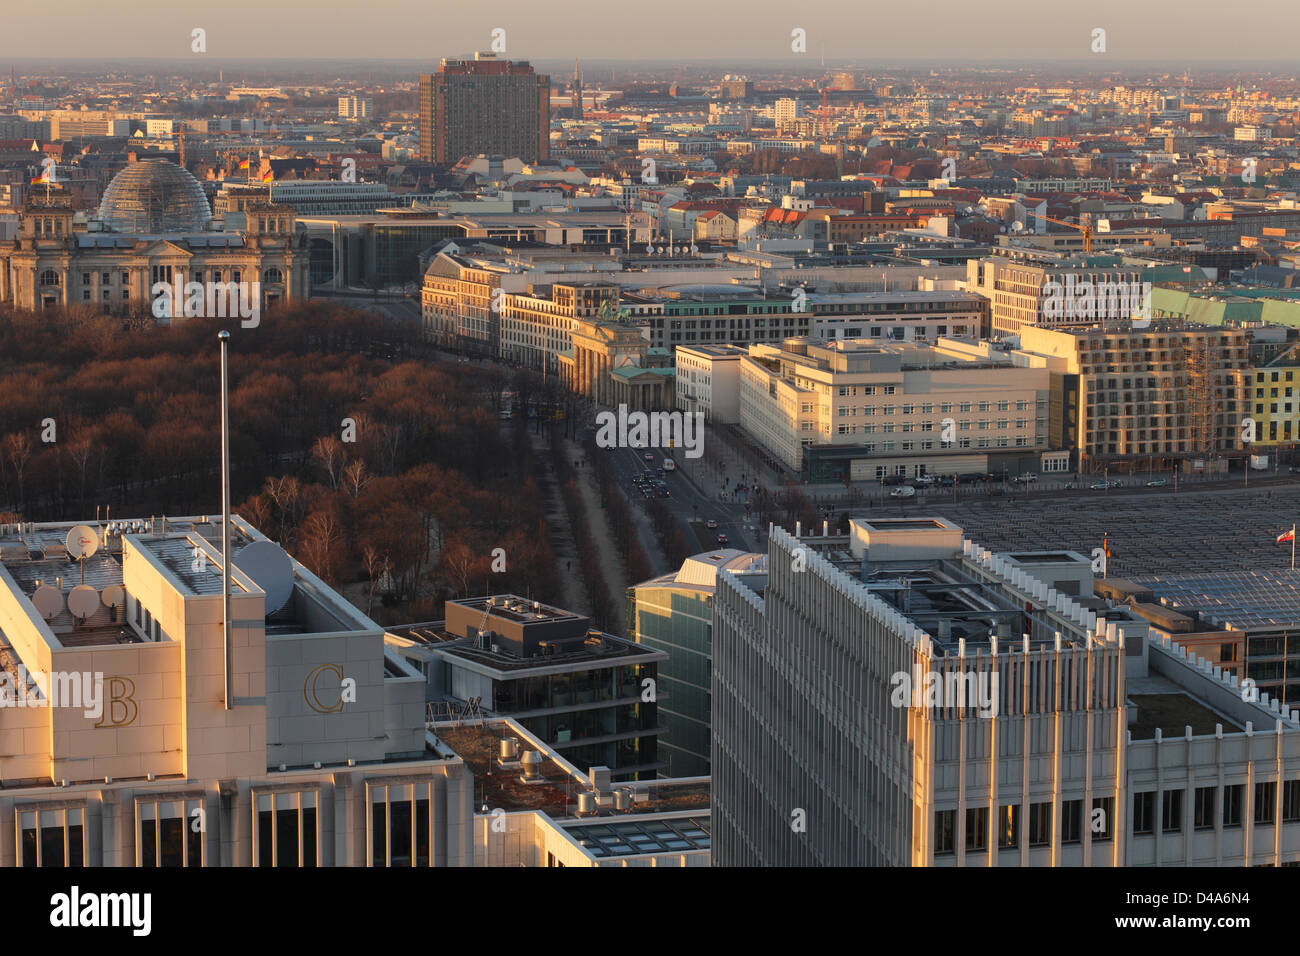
<box><xmin>17</xmin><ymin>784</ymin><xmax>441</xmax><ymax>867</ymax></box>
<box><xmin>935</xmin><ymin>798</ymin><xmax>1116</xmax><ymax>854</ymax></box>
<box><xmin>937</xmin><ymin>782</ymin><xmax>1300</xmax><ymax>855</ymax></box>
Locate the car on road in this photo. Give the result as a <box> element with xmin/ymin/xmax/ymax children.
<box><xmin>881</xmin><ymin>474</ymin><xmax>906</xmax><ymax>486</ymax></box>
<box><xmin>715</xmin><ymin>534</ymin><xmax>729</xmax><ymax>546</ymax></box>
<box><xmin>957</xmin><ymin>473</ymin><xmax>986</xmax><ymax>483</ymax></box>
<box><xmin>705</xmin><ymin>519</ymin><xmax>719</xmax><ymax>529</ymax></box>
<box><xmin>890</xmin><ymin>486</ymin><xmax>916</xmax><ymax>499</ymax></box>
<box><xmin>913</xmin><ymin>475</ymin><xmax>937</xmax><ymax>486</ymax></box>
<box><xmin>1013</xmin><ymin>473</ymin><xmax>1038</xmax><ymax>483</ymax></box>
<box><xmin>936</xmin><ymin>475</ymin><xmax>956</xmax><ymax>487</ymax></box>
<box><xmin>1090</xmin><ymin>480</ymin><xmax>1122</xmax><ymax>490</ymax></box>
<box><xmin>643</xmin><ymin>452</ymin><xmax>655</xmax><ymax>461</ymax></box>
<box><xmin>1146</xmin><ymin>478</ymin><xmax>1167</xmax><ymax>487</ymax></box>
<box><xmin>656</xmin><ymin>468</ymin><xmax>665</xmax><ymax>477</ymax></box>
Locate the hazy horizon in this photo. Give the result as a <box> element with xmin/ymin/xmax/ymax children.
<box><xmin>4</xmin><ymin>0</ymin><xmax>1297</xmax><ymax>63</ymax></box>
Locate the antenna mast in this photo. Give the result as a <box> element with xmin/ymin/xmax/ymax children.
<box><xmin>219</xmin><ymin>330</ymin><xmax>233</xmax><ymax>710</ymax></box>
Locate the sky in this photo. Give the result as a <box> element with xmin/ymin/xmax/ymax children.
<box><xmin>3</xmin><ymin>0</ymin><xmax>1298</xmax><ymax>63</ymax></box>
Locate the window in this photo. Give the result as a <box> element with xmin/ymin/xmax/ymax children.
<box><xmin>137</xmin><ymin>797</ymin><xmax>204</xmax><ymax>867</ymax></box>
<box><xmin>1061</xmin><ymin>799</ymin><xmax>1082</xmax><ymax>844</ymax></box>
<box><xmin>1194</xmin><ymin>787</ymin><xmax>1216</xmax><ymax>830</ymax></box>
<box><xmin>1092</xmin><ymin>796</ymin><xmax>1113</xmax><ymax>842</ymax></box>
<box><xmin>999</xmin><ymin>804</ymin><xmax>1019</xmax><ymax>848</ymax></box>
<box><xmin>254</xmin><ymin>790</ymin><xmax>318</xmax><ymax>867</ymax></box>
<box><xmin>934</xmin><ymin>810</ymin><xmax>955</xmax><ymax>855</ymax></box>
<box><xmin>18</xmin><ymin>808</ymin><xmax>85</xmax><ymax>866</ymax></box>
<box><xmin>1162</xmin><ymin>789</ymin><xmax>1183</xmax><ymax>833</ymax></box>
<box><xmin>40</xmin><ymin>269</ymin><xmax>59</xmax><ymax>287</ymax></box>
<box><xmin>1256</xmin><ymin>782</ymin><xmax>1276</xmax><ymax>825</ymax></box>
<box><xmin>1133</xmin><ymin>791</ymin><xmax>1155</xmax><ymax>835</ymax></box>
<box><xmin>1284</xmin><ymin>781</ymin><xmax>1300</xmax><ymax>823</ymax></box>
<box><xmin>966</xmin><ymin>807</ymin><xmax>988</xmax><ymax>851</ymax></box>
<box><xmin>369</xmin><ymin>781</ymin><xmax>433</xmax><ymax>867</ymax></box>
<box><xmin>1028</xmin><ymin>802</ymin><xmax>1051</xmax><ymax>847</ymax></box>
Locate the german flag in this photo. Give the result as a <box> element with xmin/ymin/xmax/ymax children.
<box><xmin>236</xmin><ymin>158</ymin><xmax>250</xmax><ymax>171</ymax></box>
<box><xmin>261</xmin><ymin>169</ymin><xmax>273</xmax><ymax>183</ymax></box>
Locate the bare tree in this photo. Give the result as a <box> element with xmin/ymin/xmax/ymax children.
<box><xmin>311</xmin><ymin>435</ymin><xmax>345</xmax><ymax>489</ymax></box>
<box><xmin>342</xmin><ymin>459</ymin><xmax>371</xmax><ymax>500</ymax></box>
<box><xmin>362</xmin><ymin>544</ymin><xmax>383</xmax><ymax>616</ymax></box>
<box><xmin>3</xmin><ymin>432</ymin><xmax>33</xmax><ymax>513</ymax></box>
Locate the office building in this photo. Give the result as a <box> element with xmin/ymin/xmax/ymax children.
<box><xmin>387</xmin><ymin>596</ymin><xmax>666</xmax><ymax>781</ymax></box>
<box><xmin>712</xmin><ymin>517</ymin><xmax>1300</xmax><ymax>866</ymax></box>
<box><xmin>737</xmin><ymin>337</ymin><xmax>1069</xmax><ymax>482</ymax></box>
<box><xmin>1017</xmin><ymin>324</ymin><xmax>1251</xmax><ymax>470</ymax></box>
<box><xmin>966</xmin><ymin>256</ymin><xmax>1147</xmax><ymax>338</ymax></box>
<box><xmin>629</xmin><ymin>549</ymin><xmax>767</xmax><ymax>776</ymax></box>
<box><xmin>0</xmin><ymin>515</ymin><xmax>472</xmax><ymax>866</ymax></box>
<box><xmin>419</xmin><ymin>53</ymin><xmax>550</xmax><ymax>165</ymax></box>
<box><xmin>675</xmin><ymin>345</ymin><xmax>747</xmax><ymax>423</ymax></box>
<box><xmin>440</xmin><ymin>717</ymin><xmax>710</xmax><ymax>866</ymax></box>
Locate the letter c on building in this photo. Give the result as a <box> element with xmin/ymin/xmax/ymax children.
<box><xmin>304</xmin><ymin>663</ymin><xmax>346</xmax><ymax>714</ymax></box>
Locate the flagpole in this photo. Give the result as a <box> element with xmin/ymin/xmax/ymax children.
<box><xmin>1292</xmin><ymin>523</ymin><xmax>1295</xmax><ymax>571</ymax></box>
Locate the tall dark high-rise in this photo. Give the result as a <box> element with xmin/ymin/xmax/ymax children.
<box><xmin>418</xmin><ymin>52</ymin><xmax>550</xmax><ymax>165</ymax></box>
<box><xmin>571</xmin><ymin>59</ymin><xmax>583</xmax><ymax>121</ymax></box>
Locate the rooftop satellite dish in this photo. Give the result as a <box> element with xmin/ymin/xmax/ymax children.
<box><xmin>101</xmin><ymin>584</ymin><xmax>125</xmax><ymax>608</ymax></box>
<box><xmin>234</xmin><ymin>540</ymin><xmax>294</xmax><ymax>615</ymax></box>
<box><xmin>68</xmin><ymin>585</ymin><xmax>99</xmax><ymax>620</ymax></box>
<box><xmin>32</xmin><ymin>584</ymin><xmax>63</xmax><ymax>620</ymax></box>
<box><xmin>66</xmin><ymin>524</ymin><xmax>99</xmax><ymax>559</ymax></box>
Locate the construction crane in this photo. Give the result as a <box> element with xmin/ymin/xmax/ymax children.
<box><xmin>1027</xmin><ymin>210</ymin><xmax>1094</xmax><ymax>253</ymax></box>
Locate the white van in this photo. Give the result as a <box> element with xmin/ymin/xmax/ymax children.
<box><xmin>662</xmin><ymin>459</ymin><xmax>676</xmax><ymax>472</ymax></box>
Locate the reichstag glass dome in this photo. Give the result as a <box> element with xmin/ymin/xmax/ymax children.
<box><xmin>97</xmin><ymin>158</ymin><xmax>213</xmax><ymax>234</ymax></box>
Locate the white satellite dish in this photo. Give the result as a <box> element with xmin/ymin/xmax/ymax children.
<box><xmin>234</xmin><ymin>541</ymin><xmax>294</xmax><ymax>615</ymax></box>
<box><xmin>68</xmin><ymin>585</ymin><xmax>99</xmax><ymax>620</ymax></box>
<box><xmin>32</xmin><ymin>585</ymin><xmax>63</xmax><ymax>620</ymax></box>
<box><xmin>65</xmin><ymin>525</ymin><xmax>99</xmax><ymax>559</ymax></box>
<box><xmin>102</xmin><ymin>584</ymin><xmax>125</xmax><ymax>608</ymax></box>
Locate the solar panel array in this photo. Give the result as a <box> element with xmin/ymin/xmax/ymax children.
<box><xmin>928</xmin><ymin>485</ymin><xmax>1300</xmax><ymax>579</ymax></box>
<box><xmin>1131</xmin><ymin>569</ymin><xmax>1300</xmax><ymax>629</ymax></box>
<box><xmin>564</xmin><ymin>815</ymin><xmax>710</xmax><ymax>858</ymax></box>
